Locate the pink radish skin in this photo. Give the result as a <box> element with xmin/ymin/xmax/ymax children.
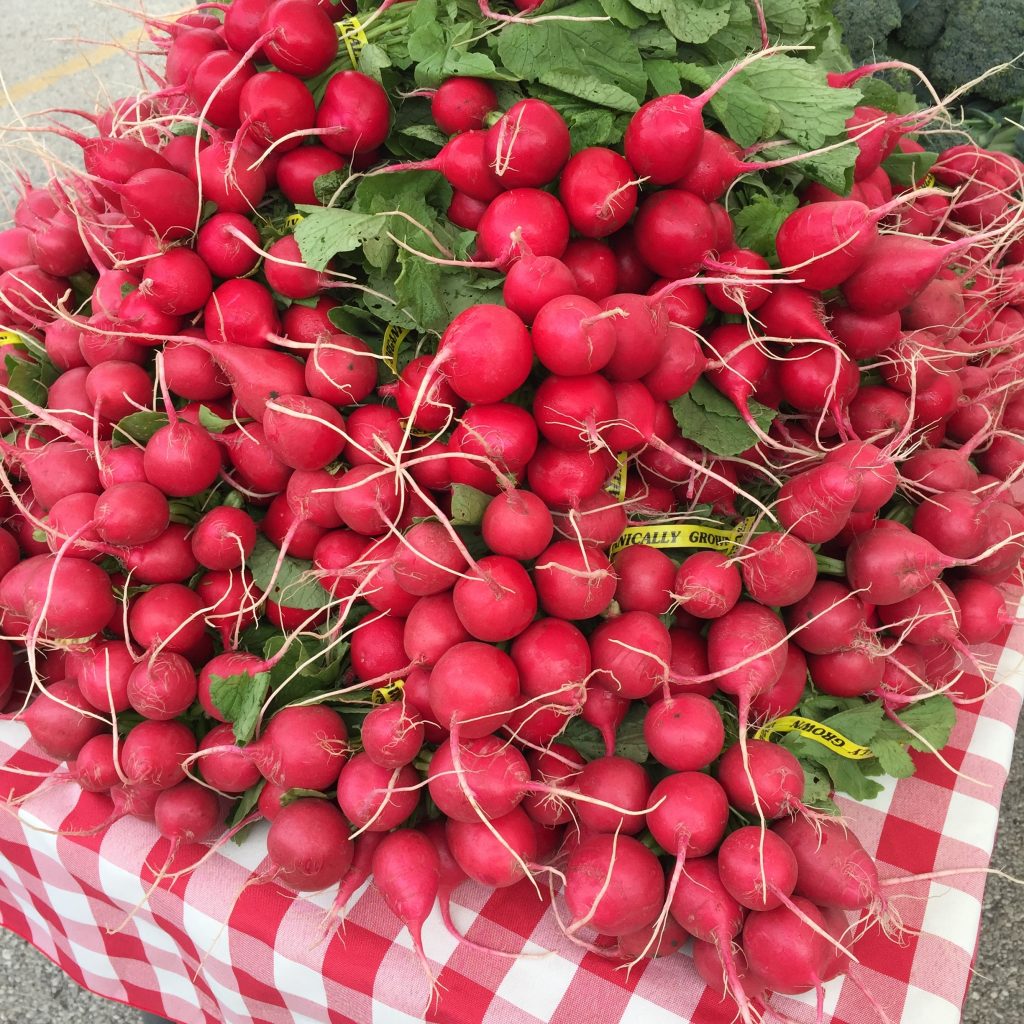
<box><xmin>197</xmin><ymin>723</ymin><xmax>261</xmax><ymax>793</ymax></box>
<box><xmin>121</xmin><ymin>720</ymin><xmax>197</xmax><ymax>791</ymax></box>
<box><xmin>613</xmin><ymin>546</ymin><xmax>675</xmax><ymax>616</ymax></box>
<box><xmin>336</xmin><ymin>754</ymin><xmax>419</xmax><ymax>831</ymax></box>
<box><xmin>845</xmin><ymin>527</ymin><xmax>952</xmax><ymax>605</ymax></box>
<box><xmin>717</xmin><ymin>740</ymin><xmax>805</xmax><ymax>819</ymax></box>
<box><xmin>643</xmin><ymin>695</ymin><xmax>724</xmax><ymax>771</ymax></box>
<box><xmin>127</xmin><ymin>653</ymin><xmax>198</xmax><ymax>721</ymax></box>
<box><xmin>431</xmin><ymin>77</ymin><xmax>498</xmax><ymax>135</ymax></box>
<box><xmin>428</xmin><ymin>640</ymin><xmax>519</xmax><ymax>739</ymax></box>
<box><xmin>558</xmin><ymin>147</ymin><xmax>638</xmax><ymax>239</ymax></box>
<box><xmin>589</xmin><ymin>611</ymin><xmax>669</xmax><ymax>700</ymax></box>
<box><xmin>718</xmin><ymin>826</ymin><xmax>799</xmax><ymax>912</ymax></box>
<box><xmin>672</xmin><ymin>551</ymin><xmax>742</xmax><ymax>619</ymax></box>
<box><xmin>742</xmin><ymin>896</ymin><xmax>830</xmax><ymax>996</ymax></box>
<box><xmin>23</xmin><ymin>681</ymin><xmax>106</xmax><ymax>760</ymax></box>
<box><xmin>484</xmin><ymin>98</ymin><xmax>570</xmax><ymax>190</ymax></box>
<box><xmin>739</xmin><ymin>532</ymin><xmax>818</xmax><ymax>608</ymax></box>
<box><xmin>785</xmin><ymin>580</ymin><xmax>866</xmax><ymax>654</ymax></box>
<box><xmin>371</xmin><ymin>830</ymin><xmax>442</xmax><ymax>985</ymax></box>
<box><xmin>267</xmin><ymin>798</ymin><xmax>354</xmax><ymax>891</ymax></box>
<box><xmin>476</xmin><ymin>188</ymin><xmax>570</xmax><ymax>268</ymax></box>
<box><xmin>316</xmin><ymin>70</ymin><xmax>391</xmax><ymax>155</ymax></box>
<box><xmin>564</xmin><ymin>833</ymin><xmax>665</xmax><ymax>935</ymax></box>
<box><xmin>481</xmin><ymin>489</ymin><xmax>554</xmax><ymax>561</ymax></box>
<box><xmin>427</xmin><ymin>734</ymin><xmax>529</xmax><ymax>822</ymax></box>
<box><xmin>248</xmin><ymin>705</ymin><xmax>348</xmax><ymax>790</ymax></box>
<box><xmin>533</xmin><ymin>541</ymin><xmax>617</xmax><ymax>619</ymax></box>
<box><xmin>576</xmin><ymin>756</ymin><xmax>652</xmax><ymax>835</ymax></box>
<box><xmin>446</xmin><ymin>806</ymin><xmax>538</xmax><ymax>888</ymax></box>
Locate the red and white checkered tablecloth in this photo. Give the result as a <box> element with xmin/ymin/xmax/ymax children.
<box><xmin>1</xmin><ymin>615</ymin><xmax>1023</xmax><ymax>1024</ymax></box>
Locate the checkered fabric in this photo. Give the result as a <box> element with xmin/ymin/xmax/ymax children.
<box><xmin>1</xmin><ymin>616</ymin><xmax>1022</xmax><ymax>1024</ymax></box>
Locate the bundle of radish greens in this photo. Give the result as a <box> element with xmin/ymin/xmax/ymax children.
<box><xmin>1</xmin><ymin>0</ymin><xmax>1022</xmax><ymax>1019</ymax></box>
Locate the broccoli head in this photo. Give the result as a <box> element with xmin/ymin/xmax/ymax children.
<box><xmin>832</xmin><ymin>0</ymin><xmax>903</xmax><ymax>63</ymax></box>
<box><xmin>928</xmin><ymin>0</ymin><xmax>1024</xmax><ymax>105</ymax></box>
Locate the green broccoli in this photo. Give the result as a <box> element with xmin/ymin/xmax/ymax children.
<box><xmin>894</xmin><ymin>0</ymin><xmax>952</xmax><ymax>51</ymax></box>
<box><xmin>928</xmin><ymin>0</ymin><xmax>1024</xmax><ymax>105</ymax></box>
<box><xmin>831</xmin><ymin>0</ymin><xmax>903</xmax><ymax>63</ymax></box>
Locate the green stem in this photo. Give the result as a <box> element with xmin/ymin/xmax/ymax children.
<box><xmin>815</xmin><ymin>554</ymin><xmax>847</xmax><ymax>576</ymax></box>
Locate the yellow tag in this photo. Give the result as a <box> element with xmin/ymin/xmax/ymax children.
<box><xmin>382</xmin><ymin>324</ymin><xmax>411</xmax><ymax>373</ymax></box>
<box><xmin>603</xmin><ymin>453</ymin><xmax>629</xmax><ymax>503</ymax></box>
<box><xmin>337</xmin><ymin>15</ymin><xmax>369</xmax><ymax>69</ymax></box>
<box><xmin>284</xmin><ymin>213</ymin><xmax>305</xmax><ymax>230</ymax></box>
<box><xmin>922</xmin><ymin>172</ymin><xmax>936</xmax><ymax>188</ymax></box>
<box><xmin>754</xmin><ymin>715</ymin><xmax>874</xmax><ymax>760</ymax></box>
<box><xmin>0</xmin><ymin>332</ymin><xmax>25</xmax><ymax>348</ymax></box>
<box><xmin>371</xmin><ymin>679</ymin><xmax>405</xmax><ymax>705</ymax></box>
<box><xmin>608</xmin><ymin>516</ymin><xmax>754</xmax><ymax>557</ymax></box>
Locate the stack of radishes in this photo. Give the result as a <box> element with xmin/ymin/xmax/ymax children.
<box><xmin>1</xmin><ymin>0</ymin><xmax>1023</xmax><ymax>1019</ymax></box>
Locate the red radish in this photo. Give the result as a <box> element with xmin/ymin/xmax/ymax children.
<box><xmin>427</xmin><ymin>735</ymin><xmax>529</xmax><ymax>822</ymax></box>
<box><xmin>502</xmin><ymin>256</ymin><xmax>577</xmax><ymax>324</ymax></box>
<box><xmin>564</xmin><ymin>833</ymin><xmax>665</xmax><ymax>935</ymax></box>
<box><xmin>718</xmin><ymin>826</ymin><xmax>799</xmax><ymax>912</ymax></box>
<box><xmin>484</xmin><ymin>98</ymin><xmax>570</xmax><ymax>189</ymax></box>
<box><xmin>350</xmin><ymin>615</ymin><xmax>407</xmax><ymax>683</ymax></box>
<box><xmin>589</xmin><ymin>611</ymin><xmax>669</xmax><ymax>700</ymax></box>
<box><xmin>304</xmin><ymin>334</ymin><xmax>378</xmax><ymax>407</ymax></box>
<box><xmin>438</xmin><ymin>304</ymin><xmax>532</xmax><ymax>404</ymax></box>
<box><xmin>533</xmin><ymin>540</ymin><xmax>617</xmax><ymax>619</ymax></box>
<box><xmin>336</xmin><ymin>754</ymin><xmax>419</xmax><ymax>831</ymax></box>
<box><xmin>431</xmin><ymin>77</ymin><xmax>498</xmax><ymax>135</ymax></box>
<box><xmin>613</xmin><ymin>545</ymin><xmax>674</xmax><ymax>615</ymax></box>
<box><xmin>196</xmin><ymin>213</ymin><xmax>262</xmax><ymax>278</ymax></box>
<box><xmin>361</xmin><ymin>703</ymin><xmax>424</xmax><ymax>770</ymax></box>
<box><xmin>558</xmin><ymin>147</ymin><xmax>638</xmax><ymax>238</ymax></box>
<box><xmin>776</xmin><ymin>462</ymin><xmax>863</xmax><ymax>544</ymax></box>
<box><xmin>259</xmin><ymin>1</ymin><xmax>337</xmax><ymax>78</ymax></box>
<box><xmin>672</xmin><ymin>551</ymin><xmax>741</xmax><ymax>619</ymax></box>
<box><xmin>562</xmin><ymin>239</ymin><xmax>617</xmax><ymax>301</ymax></box>
<box><xmin>602</xmin><ymin>293</ymin><xmax>668</xmax><ymax>382</ymax></box>
<box><xmin>717</xmin><ymin>740</ymin><xmax>806</xmax><ymax>820</ymax></box>
<box><xmin>316</xmin><ymin>70</ymin><xmax>391</xmax><ymax>156</ymax></box>
<box><xmin>129</xmin><ymin>583</ymin><xmax>206</xmax><ymax>654</ymax></box>
<box><xmin>846</xmin><ymin>527</ymin><xmax>951</xmax><ymax>605</ymax></box>
<box><xmin>633</xmin><ymin>190</ymin><xmax>715</xmax><ymax>278</ymax></box>
<box><xmin>94</xmin><ymin>482</ymin><xmax>169</xmax><ymax>547</ymax></box>
<box><xmin>144</xmin><ymin>420</ymin><xmax>221</xmax><ymax>497</ymax></box>
<box><xmin>785</xmin><ymin>579</ymin><xmax>866</xmax><ymax>654</ymax></box>
<box><xmin>371</xmin><ymin>830</ymin><xmax>442</xmax><ymax>988</ymax></box>
<box><xmin>476</xmin><ymin>188</ymin><xmax>570</xmax><ymax>268</ymax></box>
<box><xmin>249</xmin><ymin>705</ymin><xmax>348</xmax><ymax>790</ymax></box>
<box><xmin>277</xmin><ymin>146</ymin><xmax>346</xmax><ymax>204</ymax></box>
<box><xmin>742</xmin><ymin>897</ymin><xmax>830</xmax><ymax>997</ymax></box>
<box><xmin>481</xmin><ymin>489</ymin><xmax>553</xmax><ymax>561</ymax></box>
<box><xmin>403</xmin><ymin>593</ymin><xmax>470</xmax><ymax>667</ymax></box>
<box><xmin>532</xmin><ymin>294</ymin><xmax>618</xmax><ymax>376</ymax></box>
<box><xmin>205</xmin><ymin>279</ymin><xmax>280</xmax><ymax>349</ymax></box>
<box><xmin>756</xmin><ymin>284</ymin><xmax>833</xmax><ymax>344</ymax></box>
<box><xmin>739</xmin><ymin>532</ymin><xmax>818</xmax><ymax>607</ymax></box>
<box><xmin>644</xmin><ymin>694</ymin><xmax>725</xmax><ymax>772</ymax></box>
<box><xmin>140</xmin><ymin>249</ymin><xmax>212</xmax><ymax>316</ymax></box>
<box><xmin>267</xmin><ymin>799</ymin><xmax>353</xmax><ymax>891</ymax></box>
<box><xmin>3</xmin><ymin>555</ymin><xmax>114</xmax><ymax>641</ymax></box>
<box><xmin>121</xmin><ymin>720</ymin><xmax>197</xmax><ymax>791</ymax></box>
<box><xmin>262</xmin><ymin>394</ymin><xmax>345</xmax><ymax>471</ymax></box>
<box><xmin>428</xmin><ymin>640</ymin><xmax>519</xmax><ymax>739</ymax></box>
<box><xmin>191</xmin><ymin>507</ymin><xmax>258</xmax><ymax>571</ymax></box>
<box><xmin>238</xmin><ymin>71</ymin><xmax>316</xmax><ymax>152</ymax></box>
<box><xmin>23</xmin><ymin>681</ymin><xmax>106</xmax><ymax>760</ymax></box>
<box><xmin>197</xmin><ymin>723</ymin><xmax>261</xmax><ymax>793</ymax></box>
<box><xmin>445</xmin><ymin>806</ymin><xmax>537</xmax><ymax>888</ymax></box>
<box><xmin>119</xmin><ymin>169</ymin><xmax>200</xmax><ymax>243</ymax></box>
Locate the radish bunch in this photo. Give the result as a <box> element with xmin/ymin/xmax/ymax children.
<box><xmin>1</xmin><ymin>1</ymin><xmax>1023</xmax><ymax>1020</ymax></box>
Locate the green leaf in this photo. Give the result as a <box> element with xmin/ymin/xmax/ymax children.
<box><xmin>294</xmin><ymin>208</ymin><xmax>384</xmax><ymax>272</ymax></box>
<box><xmin>208</xmin><ymin>669</ymin><xmax>272</xmax><ymax>745</ymax></box>
<box><xmin>858</xmin><ymin>78</ymin><xmax>918</xmax><ymax>116</ymax></box>
<box><xmin>497</xmin><ymin>0</ymin><xmax>648</xmax><ymax>112</ymax></box>
<box><xmin>280</xmin><ymin>787</ymin><xmax>332</xmax><ymax>807</ymax></box>
<box><xmin>881</xmin><ymin>149</ymin><xmax>938</xmax><ymax>188</ymax></box>
<box><xmin>677</xmin><ymin>62</ymin><xmax>780</xmax><ymax>147</ymax></box>
<box><xmin>562</xmin><ymin>702</ymin><xmax>648</xmax><ymax>763</ymax></box>
<box><xmin>198</xmin><ymin>405</ymin><xmax>236</xmax><ymax>433</ymax></box>
<box><xmin>228</xmin><ymin>780</ymin><xmax>265</xmax><ymax>834</ymax></box>
<box><xmin>248</xmin><ymin>534</ymin><xmax>332</xmax><ymax>612</ymax></box>
<box><xmin>871</xmin><ymin>737</ymin><xmax>917</xmax><ymax>779</ymax></box>
<box><xmin>596</xmin><ymin>0</ymin><xmax>648</xmax><ymax>27</ymax></box>
<box><xmin>261</xmin><ymin>631</ymin><xmax>345</xmax><ymax>711</ymax></box>
<box><xmin>645</xmin><ymin>59</ymin><xmax>681</xmax><ymax>96</ymax></box>
<box><xmin>628</xmin><ymin>0</ymin><xmax>732</xmax><ymax>44</ymax></box>
<box><xmin>450</xmin><ymin>484</ymin><xmax>492</xmax><ymax>526</ymax></box>
<box><xmin>111</xmin><ymin>411</ymin><xmax>168</xmax><ymax>447</ymax></box>
<box><xmin>732</xmin><ymin>192</ymin><xmax>798</xmax><ymax>260</ymax></box>
<box><xmin>881</xmin><ymin>695</ymin><xmax>956</xmax><ymax>755</ymax></box>
<box><xmin>671</xmin><ymin>376</ymin><xmax>776</xmax><ymax>457</ymax></box>
<box><xmin>5</xmin><ymin>354</ymin><xmax>54</xmax><ymax>416</ymax></box>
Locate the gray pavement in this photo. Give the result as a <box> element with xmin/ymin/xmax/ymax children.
<box><xmin>0</xmin><ymin>3</ymin><xmax>1021</xmax><ymax>1023</ymax></box>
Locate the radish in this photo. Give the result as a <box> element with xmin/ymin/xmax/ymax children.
<box><xmin>502</xmin><ymin>256</ymin><xmax>577</xmax><ymax>325</ymax></box>
<box><xmin>316</xmin><ymin>70</ymin><xmax>391</xmax><ymax>156</ymax></box>
<box><xmin>336</xmin><ymin>754</ymin><xmax>420</xmax><ymax>831</ymax></box>
<box><xmin>445</xmin><ymin>806</ymin><xmax>537</xmax><ymax>888</ymax></box>
<box><xmin>562</xmin><ymin>239</ymin><xmax>617</xmax><ymax>301</ymax></box>
<box><xmin>476</xmin><ymin>188</ymin><xmax>570</xmax><ymax>268</ymax></box>
<box><xmin>119</xmin><ymin>169</ymin><xmax>201</xmax><ymax>243</ymax></box>
<box><xmin>718</xmin><ymin>826</ymin><xmax>799</xmax><ymax>912</ymax></box>
<box><xmin>533</xmin><ymin>540</ymin><xmax>617</xmax><ymax>619</ymax></box>
<box><xmin>238</xmin><ymin>71</ymin><xmax>316</xmax><ymax>153</ymax></box>
<box><xmin>739</xmin><ymin>532</ymin><xmax>818</xmax><ymax>607</ymax></box>
<box><xmin>204</xmin><ymin>279</ymin><xmax>280</xmax><ymax>348</ymax></box>
<box><xmin>776</xmin><ymin>462</ymin><xmax>863</xmax><ymax>544</ymax></box>
<box><xmin>191</xmin><ymin>507</ymin><xmax>258</xmax><ymax>571</ymax></box>
<box><xmin>717</xmin><ymin>740</ymin><xmax>807</xmax><ymax>820</ymax></box>
<box><xmin>428</xmin><ymin>640</ymin><xmax>519</xmax><ymax>739</ymax></box>
<box><xmin>23</xmin><ymin>681</ymin><xmax>107</xmax><ymax>761</ymax></box>
<box><xmin>372</xmin><ymin>830</ymin><xmax>442</xmax><ymax>991</ymax></box>
<box><xmin>263</xmin><ymin>394</ymin><xmax>345</xmax><ymax>471</ymax></box>
<box><xmin>481</xmin><ymin>489</ymin><xmax>553</xmax><ymax>561</ymax></box>
<box><xmin>558</xmin><ymin>147</ymin><xmax>638</xmax><ymax>238</ymax></box>
<box><xmin>267</xmin><ymin>798</ymin><xmax>354</xmax><ymax>891</ymax></box>
<box><xmin>531</xmin><ymin>294</ymin><xmax>618</xmax><ymax>376</ymax></box>
<box><xmin>590</xmin><ymin>611</ymin><xmax>669</xmax><ymax>699</ymax></box>
<box><xmin>564</xmin><ymin>832</ymin><xmax>664</xmax><ymax>935</ymax></box>
<box><xmin>196</xmin><ymin>213</ymin><xmax>262</xmax><ymax>278</ymax></box>
<box><xmin>121</xmin><ymin>720</ymin><xmax>197</xmax><ymax>791</ymax></box>
<box><xmin>127</xmin><ymin>653</ymin><xmax>197</xmax><ymax>721</ymax></box>
<box><xmin>403</xmin><ymin>593</ymin><xmax>470</xmax><ymax>668</ymax></box>
<box><xmin>484</xmin><ymin>98</ymin><xmax>570</xmax><ymax>189</ymax></box>
<box><xmin>633</xmin><ymin>190</ymin><xmax>715</xmax><ymax>278</ymax></box>
<box><xmin>742</xmin><ymin>896</ymin><xmax>830</xmax><ymax>997</ymax></box>
<box><xmin>248</xmin><ymin>704</ymin><xmax>348</xmax><ymax>790</ymax></box>
<box><xmin>427</xmin><ymin>735</ymin><xmax>529</xmax><ymax>822</ymax></box>
<box><xmin>613</xmin><ymin>545</ymin><xmax>674</xmax><ymax>615</ymax></box>
<box><xmin>845</xmin><ymin>526</ymin><xmax>951</xmax><ymax>605</ymax></box>
<box><xmin>644</xmin><ymin>694</ymin><xmax>724</xmax><ymax>772</ymax></box>
<box><xmin>437</xmin><ymin>304</ymin><xmax>532</xmax><ymax>404</ymax></box>
<box><xmin>431</xmin><ymin>77</ymin><xmax>498</xmax><ymax>135</ymax></box>
<box><xmin>277</xmin><ymin>146</ymin><xmax>347</xmax><ymax>204</ymax></box>
<box><xmin>672</xmin><ymin>551</ymin><xmax>741</xmax><ymax>619</ymax></box>
<box><xmin>361</xmin><ymin>703</ymin><xmax>424</xmax><ymax>770</ymax></box>
<box><xmin>144</xmin><ymin>419</ymin><xmax>221</xmax><ymax>498</ymax></box>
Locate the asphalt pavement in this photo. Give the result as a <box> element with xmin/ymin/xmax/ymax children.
<box><xmin>0</xmin><ymin>3</ymin><xmax>1022</xmax><ymax>1023</ymax></box>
